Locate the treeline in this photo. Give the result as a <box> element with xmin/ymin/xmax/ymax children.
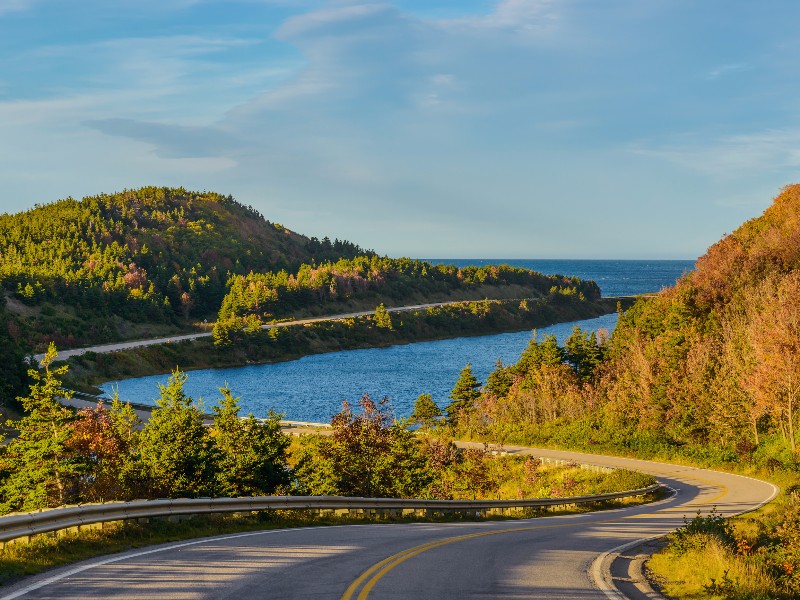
<box><xmin>445</xmin><ymin>185</ymin><xmax>800</xmax><ymax>467</ymax></box>
<box><xmin>212</xmin><ymin>257</ymin><xmax>600</xmax><ymax>345</ymax></box>
<box><xmin>0</xmin><ymin>187</ymin><xmax>369</xmax><ymax>350</ymax></box>
<box><xmin>2</xmin><ymin>344</ymin><xmax>650</xmax><ymax>513</ymax></box>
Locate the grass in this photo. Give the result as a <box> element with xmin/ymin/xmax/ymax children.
<box><xmin>649</xmin><ymin>536</ymin><xmax>773</xmax><ymax>600</ymax></box>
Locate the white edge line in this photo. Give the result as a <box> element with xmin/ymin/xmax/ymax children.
<box><xmin>0</xmin><ymin>524</ymin><xmax>358</xmax><ymax>600</ymax></box>
<box><xmin>2</xmin><ymin>488</ymin><xmax>673</xmax><ymax>600</ymax></box>
<box><xmin>589</xmin><ymin>474</ymin><xmax>780</xmax><ymax>600</ymax></box>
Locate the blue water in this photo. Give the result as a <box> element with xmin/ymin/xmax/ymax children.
<box><xmin>426</xmin><ymin>259</ymin><xmax>694</xmax><ymax>298</ymax></box>
<box><xmin>101</xmin><ymin>259</ymin><xmax>694</xmax><ymax>422</ymax></box>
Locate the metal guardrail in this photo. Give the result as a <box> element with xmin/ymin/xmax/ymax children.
<box><xmin>0</xmin><ymin>485</ymin><xmax>660</xmax><ymax>544</ymax></box>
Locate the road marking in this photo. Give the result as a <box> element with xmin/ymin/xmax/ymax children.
<box><xmin>341</xmin><ymin>515</ymin><xmax>647</xmax><ymax>600</ymax></box>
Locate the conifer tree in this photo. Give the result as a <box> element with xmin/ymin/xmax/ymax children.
<box><xmin>212</xmin><ymin>387</ymin><xmax>291</xmax><ymax>496</ymax></box>
<box><xmin>0</xmin><ymin>343</ymin><xmax>78</xmax><ymax>511</ymax></box>
<box><xmin>374</xmin><ymin>303</ymin><xmax>393</xmax><ymax>329</ymax></box>
<box><xmin>410</xmin><ymin>393</ymin><xmax>442</xmax><ymax>430</ymax></box>
<box><xmin>485</xmin><ymin>358</ymin><xmax>514</xmax><ymax>398</ymax></box>
<box><xmin>446</xmin><ymin>363</ymin><xmax>481</xmax><ymax>425</ymax></box>
<box><xmin>138</xmin><ymin>369</ymin><xmax>218</xmax><ymax>497</ymax></box>
<box><xmin>564</xmin><ymin>326</ymin><xmax>603</xmax><ymax>381</ymax></box>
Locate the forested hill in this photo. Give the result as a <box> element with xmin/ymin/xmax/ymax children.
<box><xmin>455</xmin><ymin>183</ymin><xmax>800</xmax><ymax>465</ymax></box>
<box><xmin>0</xmin><ymin>187</ymin><xmax>369</xmax><ymax>350</ymax></box>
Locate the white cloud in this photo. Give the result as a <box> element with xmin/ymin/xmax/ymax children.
<box><xmin>632</xmin><ymin>129</ymin><xmax>800</xmax><ymax>180</ymax></box>
<box><xmin>0</xmin><ymin>0</ymin><xmax>36</xmax><ymax>15</ymax></box>
<box><xmin>706</xmin><ymin>62</ymin><xmax>752</xmax><ymax>80</ymax></box>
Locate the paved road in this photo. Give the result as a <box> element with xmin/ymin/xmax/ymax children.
<box><xmin>31</xmin><ymin>301</ymin><xmax>511</xmax><ymax>363</ymax></box>
<box><xmin>0</xmin><ymin>447</ymin><xmax>777</xmax><ymax>600</ymax></box>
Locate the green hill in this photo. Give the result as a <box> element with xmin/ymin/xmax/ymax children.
<box><xmin>0</xmin><ymin>187</ymin><xmax>369</xmax><ymax>351</ymax></box>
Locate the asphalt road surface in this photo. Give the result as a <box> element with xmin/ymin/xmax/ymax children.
<box><xmin>0</xmin><ymin>447</ymin><xmax>777</xmax><ymax>600</ymax></box>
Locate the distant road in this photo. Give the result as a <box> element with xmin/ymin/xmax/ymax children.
<box><xmin>1</xmin><ymin>446</ymin><xmax>776</xmax><ymax>600</ymax></box>
<box><xmin>34</xmin><ymin>297</ymin><xmax>638</xmax><ymax>364</ymax></box>
<box><xmin>32</xmin><ymin>301</ymin><xmax>484</xmax><ymax>363</ymax></box>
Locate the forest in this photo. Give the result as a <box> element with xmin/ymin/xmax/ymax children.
<box><xmin>212</xmin><ymin>257</ymin><xmax>598</xmax><ymax>346</ymax></box>
<box><xmin>448</xmin><ymin>185</ymin><xmax>800</xmax><ymax>464</ymax></box>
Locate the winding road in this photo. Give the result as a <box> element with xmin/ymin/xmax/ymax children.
<box><xmin>0</xmin><ymin>446</ymin><xmax>777</xmax><ymax>600</ymax></box>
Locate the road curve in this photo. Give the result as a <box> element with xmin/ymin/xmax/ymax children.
<box><xmin>0</xmin><ymin>447</ymin><xmax>777</xmax><ymax>600</ymax></box>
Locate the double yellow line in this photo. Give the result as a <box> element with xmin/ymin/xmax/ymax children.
<box><xmin>340</xmin><ymin>471</ymin><xmax>728</xmax><ymax>599</ymax></box>
<box><xmin>340</xmin><ymin>528</ymin><xmax>530</xmax><ymax>600</ymax></box>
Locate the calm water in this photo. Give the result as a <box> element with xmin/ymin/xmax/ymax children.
<box><xmin>426</xmin><ymin>259</ymin><xmax>693</xmax><ymax>297</ymax></box>
<box><xmin>101</xmin><ymin>259</ymin><xmax>694</xmax><ymax>422</ymax></box>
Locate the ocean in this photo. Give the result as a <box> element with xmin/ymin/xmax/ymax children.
<box><xmin>100</xmin><ymin>259</ymin><xmax>694</xmax><ymax>422</ymax></box>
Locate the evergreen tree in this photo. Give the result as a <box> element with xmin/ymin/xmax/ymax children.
<box><xmin>516</xmin><ymin>332</ymin><xmax>564</xmax><ymax>376</ymax></box>
<box><xmin>564</xmin><ymin>326</ymin><xmax>603</xmax><ymax>381</ymax></box>
<box><xmin>374</xmin><ymin>303</ymin><xmax>393</xmax><ymax>330</ymax></box>
<box><xmin>0</xmin><ymin>343</ymin><xmax>79</xmax><ymax>511</ymax></box>
<box><xmin>138</xmin><ymin>369</ymin><xmax>217</xmax><ymax>497</ymax></box>
<box><xmin>446</xmin><ymin>363</ymin><xmax>481</xmax><ymax>425</ymax></box>
<box><xmin>485</xmin><ymin>358</ymin><xmax>514</xmax><ymax>398</ymax></box>
<box><xmin>212</xmin><ymin>387</ymin><xmax>291</xmax><ymax>496</ymax></box>
<box><xmin>410</xmin><ymin>393</ymin><xmax>442</xmax><ymax>430</ymax></box>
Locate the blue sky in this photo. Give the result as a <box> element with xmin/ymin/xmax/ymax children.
<box><xmin>1</xmin><ymin>0</ymin><xmax>798</xmax><ymax>259</ymax></box>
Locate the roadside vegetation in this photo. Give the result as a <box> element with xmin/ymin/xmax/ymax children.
<box><xmin>0</xmin><ymin>344</ymin><xmax>658</xmax><ymax>585</ymax></box>
<box><xmin>0</xmin><ymin>345</ymin><xmax>652</xmax><ymax>513</ymax></box>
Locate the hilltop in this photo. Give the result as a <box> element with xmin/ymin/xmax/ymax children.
<box><xmin>0</xmin><ymin>187</ymin><xmax>369</xmax><ymax>352</ymax></box>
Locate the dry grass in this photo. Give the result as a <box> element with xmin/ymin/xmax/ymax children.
<box><xmin>649</xmin><ymin>536</ymin><xmax>773</xmax><ymax>600</ymax></box>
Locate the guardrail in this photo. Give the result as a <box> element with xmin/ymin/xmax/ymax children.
<box><xmin>0</xmin><ymin>484</ymin><xmax>660</xmax><ymax>545</ymax></box>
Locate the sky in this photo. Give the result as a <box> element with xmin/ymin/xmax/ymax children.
<box><xmin>1</xmin><ymin>0</ymin><xmax>799</xmax><ymax>259</ymax></box>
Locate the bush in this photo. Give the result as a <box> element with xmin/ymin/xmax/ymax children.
<box><xmin>671</xmin><ymin>508</ymin><xmax>736</xmax><ymax>555</ymax></box>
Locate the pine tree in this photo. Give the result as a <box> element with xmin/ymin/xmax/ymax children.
<box><xmin>564</xmin><ymin>326</ymin><xmax>603</xmax><ymax>381</ymax></box>
<box><xmin>446</xmin><ymin>363</ymin><xmax>481</xmax><ymax>425</ymax></box>
<box><xmin>138</xmin><ymin>369</ymin><xmax>218</xmax><ymax>497</ymax></box>
<box><xmin>212</xmin><ymin>387</ymin><xmax>291</xmax><ymax>496</ymax></box>
<box><xmin>517</xmin><ymin>332</ymin><xmax>564</xmax><ymax>376</ymax></box>
<box><xmin>410</xmin><ymin>393</ymin><xmax>442</xmax><ymax>430</ymax></box>
<box><xmin>0</xmin><ymin>343</ymin><xmax>79</xmax><ymax>511</ymax></box>
<box><xmin>485</xmin><ymin>358</ymin><xmax>514</xmax><ymax>398</ymax></box>
<box><xmin>374</xmin><ymin>303</ymin><xmax>394</xmax><ymax>329</ymax></box>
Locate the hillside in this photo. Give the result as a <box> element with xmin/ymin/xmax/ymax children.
<box><xmin>451</xmin><ymin>184</ymin><xmax>800</xmax><ymax>463</ymax></box>
<box><xmin>0</xmin><ymin>187</ymin><xmax>369</xmax><ymax>351</ymax></box>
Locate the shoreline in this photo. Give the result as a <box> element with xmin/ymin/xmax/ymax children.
<box><xmin>63</xmin><ymin>296</ymin><xmax>630</xmax><ymax>396</ymax></box>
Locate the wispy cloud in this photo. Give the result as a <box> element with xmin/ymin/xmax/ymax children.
<box><xmin>706</xmin><ymin>62</ymin><xmax>752</xmax><ymax>80</ymax></box>
<box><xmin>632</xmin><ymin>129</ymin><xmax>800</xmax><ymax>179</ymax></box>
<box><xmin>0</xmin><ymin>0</ymin><xmax>37</xmax><ymax>16</ymax></box>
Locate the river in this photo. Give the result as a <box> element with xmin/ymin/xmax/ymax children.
<box><xmin>100</xmin><ymin>259</ymin><xmax>693</xmax><ymax>421</ymax></box>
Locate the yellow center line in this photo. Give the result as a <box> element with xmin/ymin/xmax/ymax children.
<box><xmin>342</xmin><ymin>471</ymin><xmax>730</xmax><ymax>599</ymax></box>
<box><xmin>340</xmin><ymin>517</ymin><xmax>639</xmax><ymax>600</ymax></box>
<box><xmin>640</xmin><ymin>468</ymin><xmax>729</xmax><ymax>505</ymax></box>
